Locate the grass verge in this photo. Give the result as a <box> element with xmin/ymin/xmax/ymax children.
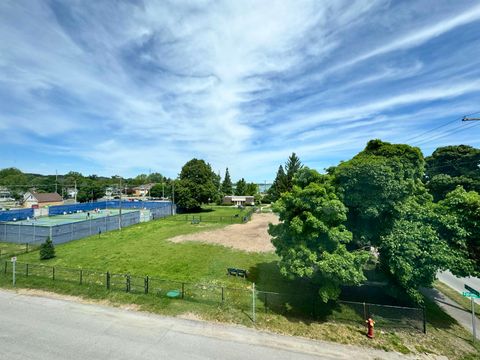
<box><xmin>435</xmin><ymin>281</ymin><xmax>480</xmax><ymax>319</ymax></box>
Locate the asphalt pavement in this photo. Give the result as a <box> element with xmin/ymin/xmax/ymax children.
<box><xmin>437</xmin><ymin>271</ymin><xmax>480</xmax><ymax>305</ymax></box>
<box><xmin>0</xmin><ymin>289</ymin><xmax>413</xmax><ymax>360</ymax></box>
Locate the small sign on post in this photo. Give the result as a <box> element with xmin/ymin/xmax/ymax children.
<box><xmin>11</xmin><ymin>256</ymin><xmax>17</xmax><ymax>287</ymax></box>
<box><xmin>464</xmin><ymin>284</ymin><xmax>479</xmax><ymax>343</ymax></box>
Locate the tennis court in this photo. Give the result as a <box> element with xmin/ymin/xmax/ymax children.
<box><xmin>5</xmin><ymin>209</ymin><xmax>137</xmax><ymax>226</ymax></box>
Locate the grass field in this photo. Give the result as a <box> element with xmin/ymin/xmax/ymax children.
<box><xmin>1</xmin><ymin>206</ymin><xmax>479</xmax><ymax>359</ymax></box>
<box><xmin>0</xmin><ymin>241</ymin><xmax>28</xmax><ymax>258</ymax></box>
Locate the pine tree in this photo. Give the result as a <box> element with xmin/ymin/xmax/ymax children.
<box><xmin>221</xmin><ymin>168</ymin><xmax>233</xmax><ymax>195</ymax></box>
<box><xmin>268</xmin><ymin>165</ymin><xmax>287</xmax><ymax>202</ymax></box>
<box><xmin>235</xmin><ymin>178</ymin><xmax>247</xmax><ymax>195</ymax></box>
<box><xmin>285</xmin><ymin>152</ymin><xmax>302</xmax><ymax>190</ymax></box>
<box><xmin>39</xmin><ymin>237</ymin><xmax>55</xmax><ymax>260</ymax></box>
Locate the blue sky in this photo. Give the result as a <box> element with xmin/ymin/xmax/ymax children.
<box><xmin>0</xmin><ymin>0</ymin><xmax>479</xmax><ymax>182</ymax></box>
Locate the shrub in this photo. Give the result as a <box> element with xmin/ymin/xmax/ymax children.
<box><xmin>39</xmin><ymin>237</ymin><xmax>55</xmax><ymax>260</ymax></box>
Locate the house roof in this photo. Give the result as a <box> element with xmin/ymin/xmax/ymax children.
<box><xmin>31</xmin><ymin>192</ymin><xmax>63</xmax><ymax>203</ymax></box>
<box><xmin>132</xmin><ymin>183</ymin><xmax>155</xmax><ymax>191</ymax></box>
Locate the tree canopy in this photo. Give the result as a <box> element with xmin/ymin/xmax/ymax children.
<box><xmin>333</xmin><ymin>139</ymin><xmax>425</xmax><ymax>247</ymax></box>
<box><xmin>425</xmin><ymin>145</ymin><xmax>480</xmax><ymax>201</ymax></box>
<box><xmin>234</xmin><ymin>178</ymin><xmax>247</xmax><ymax>196</ymax></box>
<box><xmin>269</xmin><ymin>168</ymin><xmax>368</xmax><ymax>302</ymax></box>
<box><xmin>175</xmin><ymin>159</ymin><xmax>218</xmax><ymax>211</ymax></box>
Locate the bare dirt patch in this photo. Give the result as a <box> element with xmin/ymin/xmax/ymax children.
<box><xmin>168</xmin><ymin>213</ymin><xmax>279</xmax><ymax>252</ymax></box>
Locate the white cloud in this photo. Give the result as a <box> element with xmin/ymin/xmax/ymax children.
<box><xmin>0</xmin><ymin>0</ymin><xmax>479</xmax><ymax>180</ymax></box>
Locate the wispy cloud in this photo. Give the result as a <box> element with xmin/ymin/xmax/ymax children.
<box><xmin>0</xmin><ymin>0</ymin><xmax>479</xmax><ymax>180</ymax></box>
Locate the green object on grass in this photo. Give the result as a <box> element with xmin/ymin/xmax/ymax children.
<box><xmin>166</xmin><ymin>290</ymin><xmax>181</xmax><ymax>298</ymax></box>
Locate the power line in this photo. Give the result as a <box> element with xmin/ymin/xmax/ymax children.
<box><xmin>415</xmin><ymin>121</ymin><xmax>480</xmax><ymax>146</ymax></box>
<box><xmin>406</xmin><ymin>110</ymin><xmax>480</xmax><ymax>145</ymax></box>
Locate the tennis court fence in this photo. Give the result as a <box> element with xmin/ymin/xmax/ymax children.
<box><xmin>0</xmin><ymin>211</ymin><xmax>140</xmax><ymax>245</ymax></box>
<box><xmin>1</xmin><ymin>260</ymin><xmax>426</xmax><ymax>333</ymax></box>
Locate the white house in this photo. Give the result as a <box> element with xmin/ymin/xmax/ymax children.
<box><xmin>223</xmin><ymin>196</ymin><xmax>255</xmax><ymax>206</ymax></box>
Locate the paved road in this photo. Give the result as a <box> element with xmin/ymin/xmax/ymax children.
<box><xmin>437</xmin><ymin>271</ymin><xmax>480</xmax><ymax>305</ymax></box>
<box><xmin>0</xmin><ymin>289</ymin><xmax>412</xmax><ymax>360</ymax></box>
<box><xmin>421</xmin><ymin>286</ymin><xmax>480</xmax><ymax>340</ymax></box>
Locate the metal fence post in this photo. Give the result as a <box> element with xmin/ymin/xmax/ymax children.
<box><xmin>181</xmin><ymin>283</ymin><xmax>185</xmax><ymax>299</ymax></box>
<box><xmin>423</xmin><ymin>307</ymin><xmax>427</xmax><ymax>334</ymax></box>
<box><xmin>221</xmin><ymin>287</ymin><xmax>224</xmax><ymax>303</ymax></box>
<box><xmin>4</xmin><ymin>261</ymin><xmax>7</xmax><ymax>275</ymax></box>
<box><xmin>264</xmin><ymin>292</ymin><xmax>268</xmax><ymax>313</ymax></box>
<box><xmin>106</xmin><ymin>272</ymin><xmax>110</xmax><ymax>290</ymax></box>
<box><xmin>52</xmin><ymin>266</ymin><xmax>55</xmax><ymax>280</ymax></box>
<box><xmin>79</xmin><ymin>269</ymin><xmax>83</xmax><ymax>285</ymax></box>
<box><xmin>252</xmin><ymin>282</ymin><xmax>256</xmax><ymax>323</ymax></box>
<box><xmin>26</xmin><ymin>263</ymin><xmax>29</xmax><ymax>277</ymax></box>
<box><xmin>144</xmin><ymin>276</ymin><xmax>149</xmax><ymax>294</ymax></box>
<box><xmin>126</xmin><ymin>275</ymin><xmax>130</xmax><ymax>292</ymax></box>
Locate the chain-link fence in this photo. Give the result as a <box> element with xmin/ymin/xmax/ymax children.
<box><xmin>0</xmin><ymin>211</ymin><xmax>140</xmax><ymax>245</ymax></box>
<box><xmin>0</xmin><ymin>240</ymin><xmax>43</xmax><ymax>259</ymax></box>
<box><xmin>1</xmin><ymin>260</ymin><xmax>425</xmax><ymax>333</ymax></box>
<box><xmin>170</xmin><ymin>208</ymin><xmax>256</xmax><ymax>224</ymax></box>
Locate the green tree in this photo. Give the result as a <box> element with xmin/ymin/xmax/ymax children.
<box><xmin>245</xmin><ymin>182</ymin><xmax>258</xmax><ymax>196</ymax></box>
<box><xmin>221</xmin><ymin>168</ymin><xmax>233</xmax><ymax>195</ymax></box>
<box><xmin>380</xmin><ymin>195</ymin><xmax>475</xmax><ymax>302</ymax></box>
<box><xmin>425</xmin><ymin>145</ymin><xmax>480</xmax><ymax>201</ymax></box>
<box><xmin>235</xmin><ymin>178</ymin><xmax>247</xmax><ymax>195</ymax></box>
<box><xmin>0</xmin><ymin>167</ymin><xmax>28</xmax><ymax>199</ymax></box>
<box><xmin>149</xmin><ymin>183</ymin><xmax>166</xmax><ymax>198</ymax></box>
<box><xmin>39</xmin><ymin>237</ymin><xmax>55</xmax><ymax>260</ymax></box>
<box><xmin>77</xmin><ymin>181</ymin><xmax>104</xmax><ymax>202</ymax></box>
<box><xmin>269</xmin><ymin>168</ymin><xmax>368</xmax><ymax>302</ymax></box>
<box><xmin>438</xmin><ymin>187</ymin><xmax>480</xmax><ymax>273</ymax></box>
<box><xmin>267</xmin><ymin>165</ymin><xmax>287</xmax><ymax>202</ymax></box>
<box><xmin>334</xmin><ymin>139</ymin><xmax>425</xmax><ymax>247</ymax></box>
<box><xmin>147</xmin><ymin>172</ymin><xmax>164</xmax><ymax>183</ymax></box>
<box><xmin>175</xmin><ymin>159</ymin><xmax>218</xmax><ymax>211</ymax></box>
<box><xmin>285</xmin><ymin>152</ymin><xmax>303</xmax><ymax>189</ymax></box>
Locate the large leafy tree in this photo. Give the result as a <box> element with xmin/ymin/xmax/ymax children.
<box><xmin>77</xmin><ymin>181</ymin><xmax>104</xmax><ymax>202</ymax></box>
<box><xmin>221</xmin><ymin>168</ymin><xmax>233</xmax><ymax>195</ymax></box>
<box><xmin>175</xmin><ymin>159</ymin><xmax>218</xmax><ymax>211</ymax></box>
<box><xmin>333</xmin><ymin>139</ymin><xmax>425</xmax><ymax>247</ymax></box>
<box><xmin>425</xmin><ymin>145</ymin><xmax>480</xmax><ymax>201</ymax></box>
<box><xmin>380</xmin><ymin>194</ymin><xmax>474</xmax><ymax>302</ymax></box>
<box><xmin>438</xmin><ymin>187</ymin><xmax>480</xmax><ymax>273</ymax></box>
<box><xmin>269</xmin><ymin>168</ymin><xmax>368</xmax><ymax>302</ymax></box>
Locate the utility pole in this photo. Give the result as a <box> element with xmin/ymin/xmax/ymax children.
<box><xmin>171</xmin><ymin>182</ymin><xmax>175</xmax><ymax>215</ymax></box>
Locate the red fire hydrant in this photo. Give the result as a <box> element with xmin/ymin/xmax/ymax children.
<box><xmin>366</xmin><ymin>317</ymin><xmax>375</xmax><ymax>338</ymax></box>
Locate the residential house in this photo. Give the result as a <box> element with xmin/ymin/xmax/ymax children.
<box><xmin>23</xmin><ymin>192</ymin><xmax>64</xmax><ymax>208</ymax></box>
<box><xmin>223</xmin><ymin>195</ymin><xmax>255</xmax><ymax>206</ymax></box>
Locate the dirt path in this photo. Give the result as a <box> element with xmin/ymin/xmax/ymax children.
<box><xmin>168</xmin><ymin>213</ymin><xmax>279</xmax><ymax>252</ymax></box>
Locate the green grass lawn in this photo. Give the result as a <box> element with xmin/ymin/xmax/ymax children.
<box><xmin>0</xmin><ymin>241</ymin><xmax>30</xmax><ymax>258</ymax></box>
<box><xmin>1</xmin><ymin>206</ymin><xmax>479</xmax><ymax>359</ymax></box>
